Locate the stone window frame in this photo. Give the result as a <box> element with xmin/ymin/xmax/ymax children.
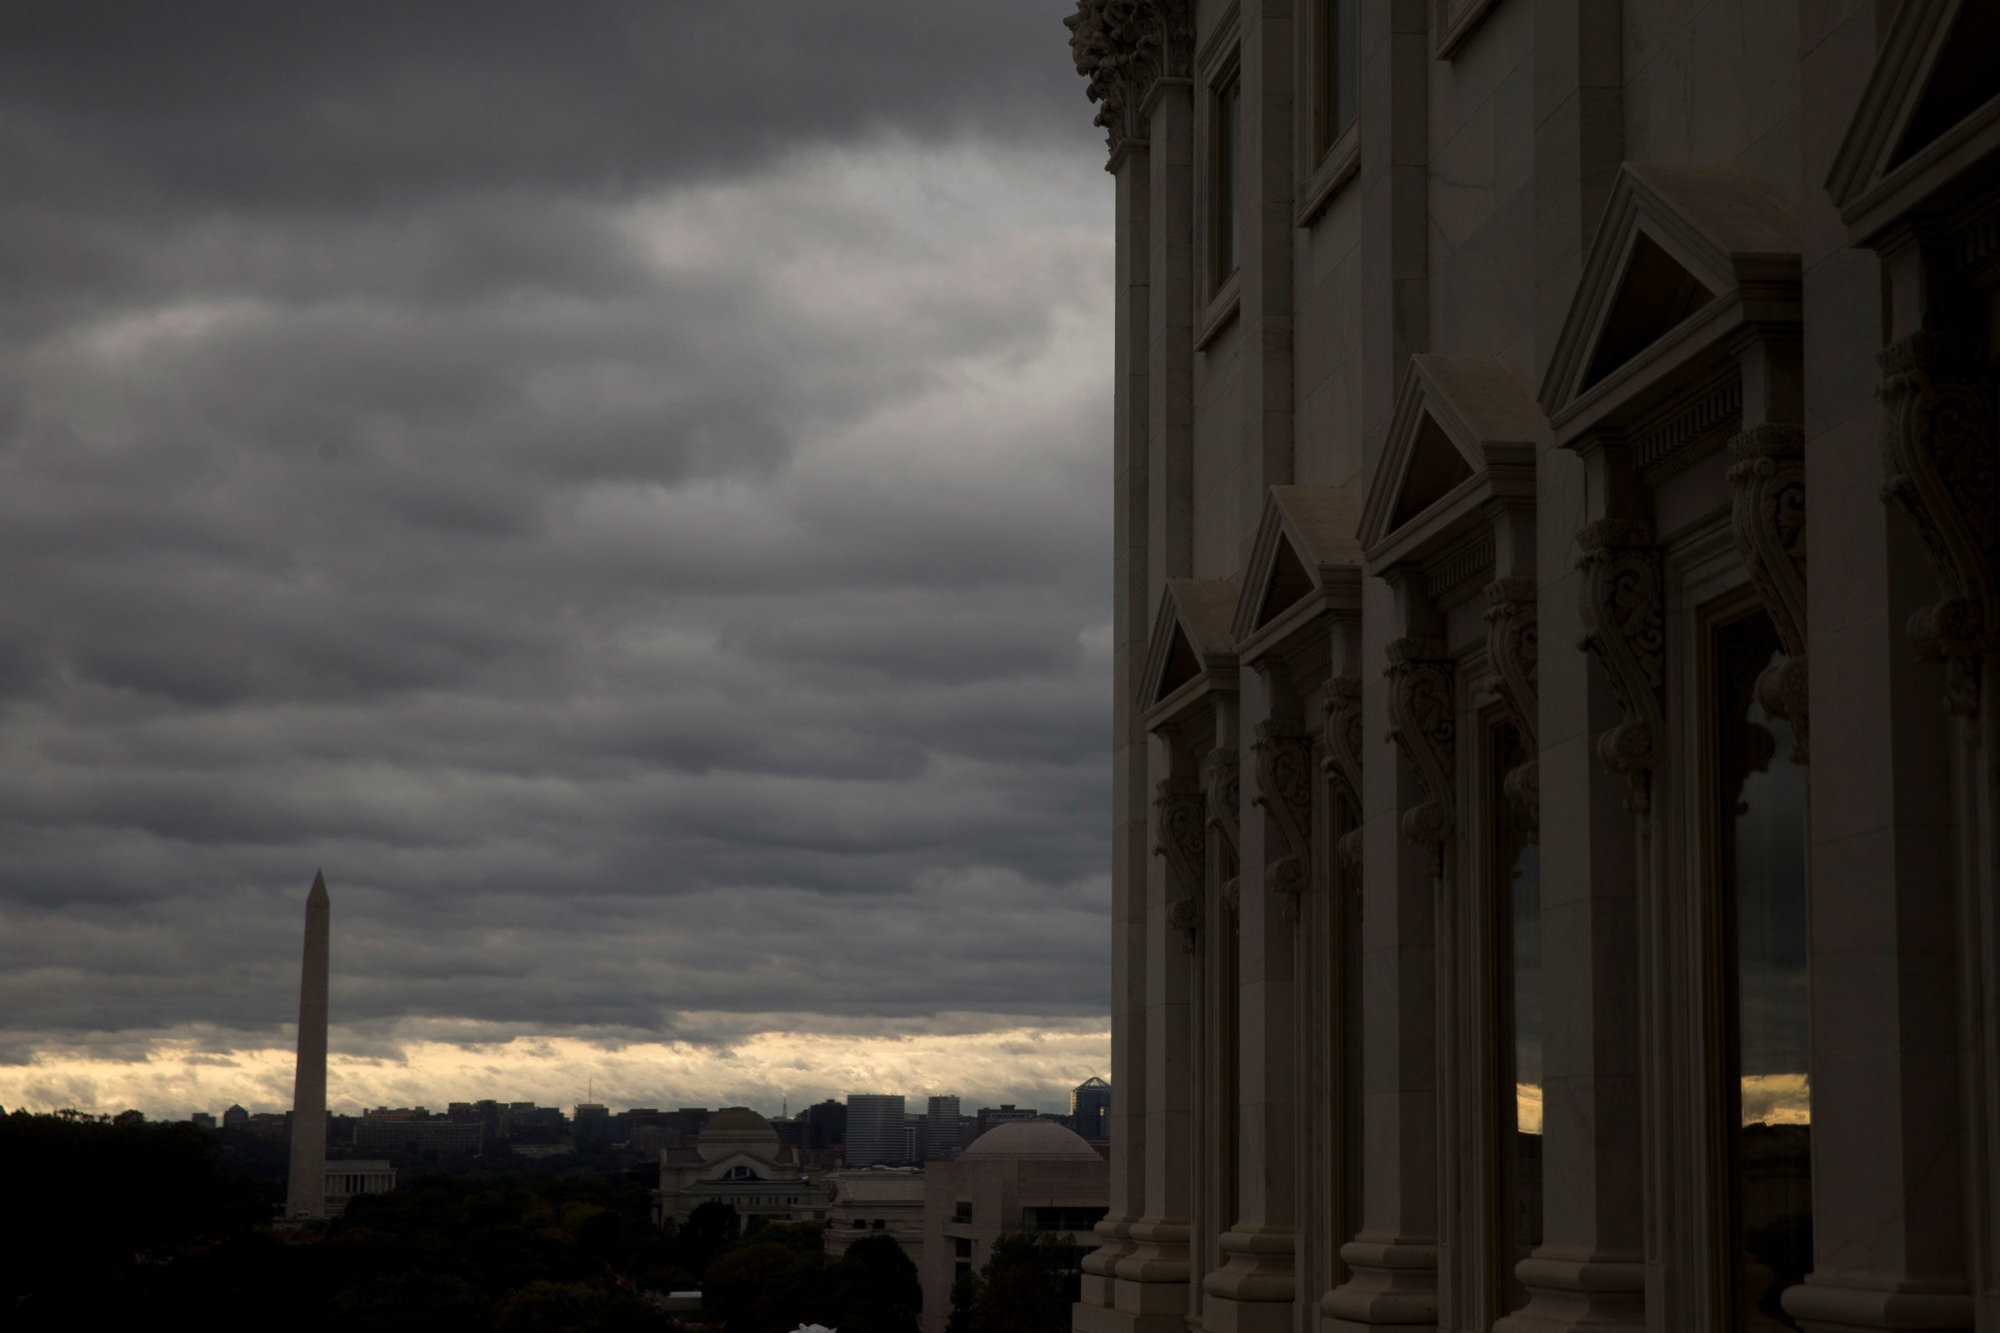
<box><xmin>1194</xmin><ymin>3</ymin><xmax>1242</xmax><ymax>350</ymax></box>
<box><xmin>1294</xmin><ymin>0</ymin><xmax>1360</xmax><ymax>226</ymax></box>
<box><xmin>1431</xmin><ymin>0</ymin><xmax>1504</xmax><ymax>61</ymax></box>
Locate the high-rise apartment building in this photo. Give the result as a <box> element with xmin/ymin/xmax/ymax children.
<box><xmin>844</xmin><ymin>1094</ymin><xmax>907</xmax><ymax>1166</ymax></box>
<box><xmin>1065</xmin><ymin>1</ymin><xmax>2000</xmax><ymax>1330</ymax></box>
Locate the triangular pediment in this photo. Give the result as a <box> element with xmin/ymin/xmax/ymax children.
<box><xmin>1140</xmin><ymin>578</ymin><xmax>1238</xmax><ymax>715</ymax></box>
<box><xmin>1360</xmin><ymin>355</ymin><xmax>1537</xmax><ymax>559</ymax></box>
<box><xmin>1541</xmin><ymin>163</ymin><xmax>1798</xmax><ymax>436</ymax></box>
<box><xmin>1231</xmin><ymin>486</ymin><xmax>1364</xmax><ymax>646</ymax></box>
<box><xmin>1826</xmin><ymin>0</ymin><xmax>2000</xmax><ymax>242</ymax></box>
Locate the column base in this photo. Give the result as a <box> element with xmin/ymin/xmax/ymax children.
<box><xmin>1491</xmin><ymin>1252</ymin><xmax>1644</xmax><ymax>1332</ymax></box>
<box><xmin>1321</xmin><ymin>1238</ymin><xmax>1437</xmax><ymax>1330</ymax></box>
<box><xmin>1201</xmin><ymin>1226</ymin><xmax>1295</xmax><ymax>1333</ymax></box>
<box><xmin>1081</xmin><ymin>1216</ymin><xmax>1138</xmax><ymax>1310</ymax></box>
<box><xmin>1781</xmin><ymin>1275</ymin><xmax>1973</xmax><ymax>1331</ymax></box>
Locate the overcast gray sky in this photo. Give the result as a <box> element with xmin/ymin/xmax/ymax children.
<box><xmin>0</xmin><ymin>1</ymin><xmax>1114</xmax><ymax>1117</ymax></box>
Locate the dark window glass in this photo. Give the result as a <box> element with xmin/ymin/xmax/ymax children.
<box><xmin>1315</xmin><ymin>0</ymin><xmax>1360</xmax><ymax>158</ymax></box>
<box><xmin>1714</xmin><ymin>609</ymin><xmax>1811</xmax><ymax>1329</ymax></box>
<box><xmin>1490</xmin><ymin>717</ymin><xmax>1542</xmax><ymax>1308</ymax></box>
<box><xmin>1214</xmin><ymin>74</ymin><xmax>1241</xmax><ymax>283</ymax></box>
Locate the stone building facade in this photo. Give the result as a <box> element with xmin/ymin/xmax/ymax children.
<box><xmin>1063</xmin><ymin>2</ymin><xmax>1998</xmax><ymax>1331</ymax></box>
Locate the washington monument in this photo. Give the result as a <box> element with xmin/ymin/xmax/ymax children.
<box><xmin>284</xmin><ymin>871</ymin><xmax>329</xmax><ymax>1219</ymax></box>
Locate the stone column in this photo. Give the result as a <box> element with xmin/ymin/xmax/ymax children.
<box><xmin>1205</xmin><ymin>669</ymin><xmax>1303</xmax><ymax>1333</ymax></box>
<box><xmin>1780</xmin><ymin>223</ymin><xmax>1982</xmax><ymax>1327</ymax></box>
<box><xmin>1324</xmin><ymin>582</ymin><xmax>1442</xmax><ymax>1331</ymax></box>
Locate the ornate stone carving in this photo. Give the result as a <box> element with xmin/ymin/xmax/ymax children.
<box><xmin>1385</xmin><ymin>638</ymin><xmax>1455</xmax><ymax>870</ymax></box>
<box><xmin>1322</xmin><ymin>675</ymin><xmax>1365</xmax><ymax>877</ymax></box>
<box><xmin>1254</xmin><ymin>722</ymin><xmax>1313</xmax><ymax>922</ymax></box>
<box><xmin>1153</xmin><ymin>775</ymin><xmax>1205</xmax><ymax>951</ymax></box>
<box><xmin>1482</xmin><ymin>579</ymin><xmax>1540</xmax><ymax>841</ymax></box>
<box><xmin>1202</xmin><ymin>745</ymin><xmax>1240</xmax><ymax>861</ymax></box>
<box><xmin>1576</xmin><ymin>519</ymin><xmax>1666</xmax><ymax>812</ymax></box>
<box><xmin>1727</xmin><ymin>424</ymin><xmax>1810</xmax><ymax>761</ymax></box>
<box><xmin>1878</xmin><ymin>332</ymin><xmax>1997</xmax><ymax>715</ymax></box>
<box><xmin>1064</xmin><ymin>1</ymin><xmax>1191</xmax><ymax>160</ymax></box>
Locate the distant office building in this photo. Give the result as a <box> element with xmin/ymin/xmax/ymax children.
<box><xmin>924</xmin><ymin>1096</ymin><xmax>962</xmax><ymax>1159</ymax></box>
<box><xmin>920</xmin><ymin>1120</ymin><xmax>1108</xmax><ymax>1333</ymax></box>
<box><xmin>572</xmin><ymin>1103</ymin><xmax>610</xmax><ymax>1140</ymax></box>
<box><xmin>845</xmin><ymin>1094</ymin><xmax>907</xmax><ymax>1166</ymax></box>
<box><xmin>1070</xmin><ymin>1077</ymin><xmax>1111</xmax><ymax>1142</ymax></box>
<box><xmin>353</xmin><ymin>1113</ymin><xmax>483</xmax><ymax>1155</ymax></box>
<box><xmin>974</xmin><ymin>1104</ymin><xmax>1037</xmax><ymax>1140</ymax></box>
<box><xmin>800</xmin><ymin>1099</ymin><xmax>846</xmax><ymax>1152</ymax></box>
<box><xmin>190</xmin><ymin>1112</ymin><xmax>216</xmax><ymax>1130</ymax></box>
<box><xmin>248</xmin><ymin>1112</ymin><xmax>289</xmax><ymax>1137</ymax></box>
<box><xmin>221</xmin><ymin>1104</ymin><xmax>249</xmax><ymax>1130</ymax></box>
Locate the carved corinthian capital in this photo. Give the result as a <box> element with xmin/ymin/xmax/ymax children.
<box><xmin>1727</xmin><ymin>424</ymin><xmax>1810</xmax><ymax>761</ymax></box>
<box><xmin>1385</xmin><ymin>638</ymin><xmax>1455</xmax><ymax>868</ymax></box>
<box><xmin>1482</xmin><ymin>579</ymin><xmax>1540</xmax><ymax>841</ymax></box>
<box><xmin>1322</xmin><ymin>675</ymin><xmax>1365</xmax><ymax>876</ymax></box>
<box><xmin>1202</xmin><ymin>745</ymin><xmax>1240</xmax><ymax>859</ymax></box>
<box><xmin>1154</xmin><ymin>774</ymin><xmax>1205</xmax><ymax>951</ymax></box>
<box><xmin>1576</xmin><ymin>519</ymin><xmax>1665</xmax><ymax>813</ymax></box>
<box><xmin>1065</xmin><ymin>0</ymin><xmax>1191</xmax><ymax>161</ymax></box>
<box><xmin>1878</xmin><ymin>332</ymin><xmax>1997</xmax><ymax>715</ymax></box>
<box><xmin>1253</xmin><ymin>722</ymin><xmax>1313</xmax><ymax>922</ymax></box>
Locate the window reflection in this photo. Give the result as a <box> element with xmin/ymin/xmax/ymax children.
<box><xmin>1213</xmin><ymin>74</ymin><xmax>1240</xmax><ymax>284</ymax></box>
<box><xmin>1490</xmin><ymin>718</ymin><xmax>1541</xmax><ymax>1308</ymax></box>
<box><xmin>1714</xmin><ymin>609</ymin><xmax>1811</xmax><ymax>1330</ymax></box>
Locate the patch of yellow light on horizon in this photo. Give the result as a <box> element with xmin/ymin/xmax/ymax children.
<box><xmin>1740</xmin><ymin>1072</ymin><xmax>1810</xmax><ymax>1126</ymax></box>
<box><xmin>1515</xmin><ymin>1082</ymin><xmax>1542</xmax><ymax>1136</ymax></box>
<box><xmin>0</xmin><ymin>1025</ymin><xmax>1112</xmax><ymax>1120</ymax></box>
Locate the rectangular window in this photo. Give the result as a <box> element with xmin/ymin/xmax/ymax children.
<box><xmin>954</xmin><ymin>1237</ymin><xmax>972</xmax><ymax>1258</ymax></box>
<box><xmin>1313</xmin><ymin>0</ymin><xmax>1360</xmax><ymax>159</ymax></box>
<box><xmin>1212</xmin><ymin>70</ymin><xmax>1241</xmax><ymax>286</ymax></box>
<box><xmin>1485</xmin><ymin>711</ymin><xmax>1542</xmax><ymax>1310</ymax></box>
<box><xmin>1707</xmin><ymin>603</ymin><xmax>1811</xmax><ymax>1330</ymax></box>
<box><xmin>953</xmin><ymin>1200</ymin><xmax>972</xmax><ymax>1223</ymax></box>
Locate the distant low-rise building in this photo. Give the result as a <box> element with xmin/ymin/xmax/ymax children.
<box><xmin>824</xmin><ymin>1166</ymin><xmax>926</xmax><ymax>1269</ymax></box>
<box><xmin>655</xmin><ymin>1107</ymin><xmax>828</xmax><ymax>1231</ymax></box>
<box><xmin>920</xmin><ymin>1120</ymin><xmax>1108</xmax><ymax>1333</ymax></box>
<box><xmin>190</xmin><ymin>1112</ymin><xmax>216</xmax><ymax>1130</ymax></box>
<box><xmin>221</xmin><ymin>1104</ymin><xmax>248</xmax><ymax>1130</ymax></box>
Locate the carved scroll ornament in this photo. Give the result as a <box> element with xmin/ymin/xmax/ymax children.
<box><xmin>1385</xmin><ymin>638</ymin><xmax>1455</xmax><ymax>868</ymax></box>
<box><xmin>1322</xmin><ymin>675</ymin><xmax>1365</xmax><ymax>876</ymax></box>
<box><xmin>1253</xmin><ymin>722</ymin><xmax>1314</xmax><ymax>922</ymax></box>
<box><xmin>1482</xmin><ymin>579</ymin><xmax>1540</xmax><ymax>841</ymax></box>
<box><xmin>1153</xmin><ymin>774</ymin><xmax>1205</xmax><ymax>952</ymax></box>
<box><xmin>1065</xmin><ymin>0</ymin><xmax>1192</xmax><ymax>159</ymax></box>
<box><xmin>1576</xmin><ymin>519</ymin><xmax>1665</xmax><ymax>813</ymax></box>
<box><xmin>1878</xmin><ymin>332</ymin><xmax>1997</xmax><ymax>715</ymax></box>
<box><xmin>1727</xmin><ymin>424</ymin><xmax>1810</xmax><ymax>761</ymax></box>
<box><xmin>1202</xmin><ymin>746</ymin><xmax>1240</xmax><ymax>915</ymax></box>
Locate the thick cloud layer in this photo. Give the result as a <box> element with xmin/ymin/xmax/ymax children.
<box><xmin>0</xmin><ymin>2</ymin><xmax>1113</xmax><ymax>1112</ymax></box>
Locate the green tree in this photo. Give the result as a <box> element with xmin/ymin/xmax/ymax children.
<box><xmin>827</xmin><ymin>1231</ymin><xmax>922</xmax><ymax>1333</ymax></box>
<box><xmin>949</xmin><ymin>1231</ymin><xmax>1083</xmax><ymax>1333</ymax></box>
<box><xmin>703</xmin><ymin>1237</ymin><xmax>823</xmax><ymax>1333</ymax></box>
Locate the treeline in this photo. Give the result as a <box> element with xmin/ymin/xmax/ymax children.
<box><xmin>2</xmin><ymin>1110</ymin><xmax>1074</xmax><ymax>1333</ymax></box>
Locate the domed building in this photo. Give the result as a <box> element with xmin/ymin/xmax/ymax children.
<box><xmin>919</xmin><ymin>1119</ymin><xmax>1108</xmax><ymax>1333</ymax></box>
<box><xmin>653</xmin><ymin>1106</ymin><xmax>828</xmax><ymax>1231</ymax></box>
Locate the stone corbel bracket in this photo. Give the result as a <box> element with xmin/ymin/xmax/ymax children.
<box><xmin>1322</xmin><ymin>675</ymin><xmax>1365</xmax><ymax>877</ymax></box>
<box><xmin>1385</xmin><ymin>638</ymin><xmax>1456</xmax><ymax>873</ymax></box>
<box><xmin>1878</xmin><ymin>331</ymin><xmax>1997</xmax><ymax>716</ymax></box>
<box><xmin>1481</xmin><ymin>579</ymin><xmax>1540</xmax><ymax>841</ymax></box>
<box><xmin>1154</xmin><ymin>775</ymin><xmax>1206</xmax><ymax>953</ymax></box>
<box><xmin>1065</xmin><ymin>0</ymin><xmax>1192</xmax><ymax>163</ymax></box>
<box><xmin>1727</xmin><ymin>424</ymin><xmax>1810</xmax><ymax>759</ymax></box>
<box><xmin>1253</xmin><ymin>722</ymin><xmax>1314</xmax><ymax>922</ymax></box>
<box><xmin>1576</xmin><ymin>519</ymin><xmax>1666</xmax><ymax>812</ymax></box>
<box><xmin>1202</xmin><ymin>746</ymin><xmax>1241</xmax><ymax>915</ymax></box>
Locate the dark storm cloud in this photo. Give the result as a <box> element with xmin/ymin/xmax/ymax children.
<box><xmin>0</xmin><ymin>0</ymin><xmax>1114</xmax><ymax>1073</ymax></box>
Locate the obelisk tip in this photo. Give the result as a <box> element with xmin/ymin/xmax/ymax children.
<box><xmin>309</xmin><ymin>870</ymin><xmax>328</xmax><ymax>902</ymax></box>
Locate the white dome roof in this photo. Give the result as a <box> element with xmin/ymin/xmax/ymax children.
<box><xmin>961</xmin><ymin>1119</ymin><xmax>1100</xmax><ymax>1159</ymax></box>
